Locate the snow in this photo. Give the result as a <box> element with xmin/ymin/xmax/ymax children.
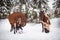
<box><xmin>0</xmin><ymin>18</ymin><xmax>60</xmax><ymax>40</ymax></box>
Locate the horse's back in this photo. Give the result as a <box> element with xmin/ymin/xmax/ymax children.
<box><xmin>8</xmin><ymin>12</ymin><xmax>27</xmax><ymax>27</ymax></box>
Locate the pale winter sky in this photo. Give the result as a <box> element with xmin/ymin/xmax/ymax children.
<box><xmin>48</xmin><ymin>0</ymin><xmax>54</xmax><ymax>9</ymax></box>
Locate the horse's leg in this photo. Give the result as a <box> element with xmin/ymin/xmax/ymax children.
<box><xmin>10</xmin><ymin>27</ymin><xmax>13</xmax><ymax>32</ymax></box>
<box><xmin>20</xmin><ymin>27</ymin><xmax>23</xmax><ymax>30</ymax></box>
<box><xmin>42</xmin><ymin>23</ymin><xmax>45</xmax><ymax>32</ymax></box>
<box><xmin>14</xmin><ymin>23</ymin><xmax>17</xmax><ymax>34</ymax></box>
<box><xmin>10</xmin><ymin>25</ymin><xmax>14</xmax><ymax>32</ymax></box>
<box><xmin>14</xmin><ymin>27</ymin><xmax>17</xmax><ymax>34</ymax></box>
<box><xmin>19</xmin><ymin>27</ymin><xmax>23</xmax><ymax>33</ymax></box>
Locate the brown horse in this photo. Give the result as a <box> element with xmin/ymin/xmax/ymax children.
<box><xmin>8</xmin><ymin>12</ymin><xmax>27</xmax><ymax>34</ymax></box>
<box><xmin>39</xmin><ymin>11</ymin><xmax>51</xmax><ymax>33</ymax></box>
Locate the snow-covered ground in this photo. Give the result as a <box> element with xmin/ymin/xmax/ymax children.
<box><xmin>0</xmin><ymin>18</ymin><xmax>60</xmax><ymax>40</ymax></box>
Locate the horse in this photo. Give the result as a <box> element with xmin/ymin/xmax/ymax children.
<box><xmin>39</xmin><ymin>11</ymin><xmax>51</xmax><ymax>33</ymax></box>
<box><xmin>8</xmin><ymin>12</ymin><xmax>27</xmax><ymax>34</ymax></box>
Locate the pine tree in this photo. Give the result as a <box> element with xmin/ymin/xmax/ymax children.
<box><xmin>53</xmin><ymin>0</ymin><xmax>60</xmax><ymax>17</ymax></box>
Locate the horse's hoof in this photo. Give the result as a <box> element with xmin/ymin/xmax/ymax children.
<box><xmin>45</xmin><ymin>28</ymin><xmax>49</xmax><ymax>33</ymax></box>
<box><xmin>14</xmin><ymin>31</ymin><xmax>17</xmax><ymax>34</ymax></box>
<box><xmin>14</xmin><ymin>32</ymin><xmax>16</xmax><ymax>34</ymax></box>
<box><xmin>10</xmin><ymin>29</ymin><xmax>13</xmax><ymax>32</ymax></box>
